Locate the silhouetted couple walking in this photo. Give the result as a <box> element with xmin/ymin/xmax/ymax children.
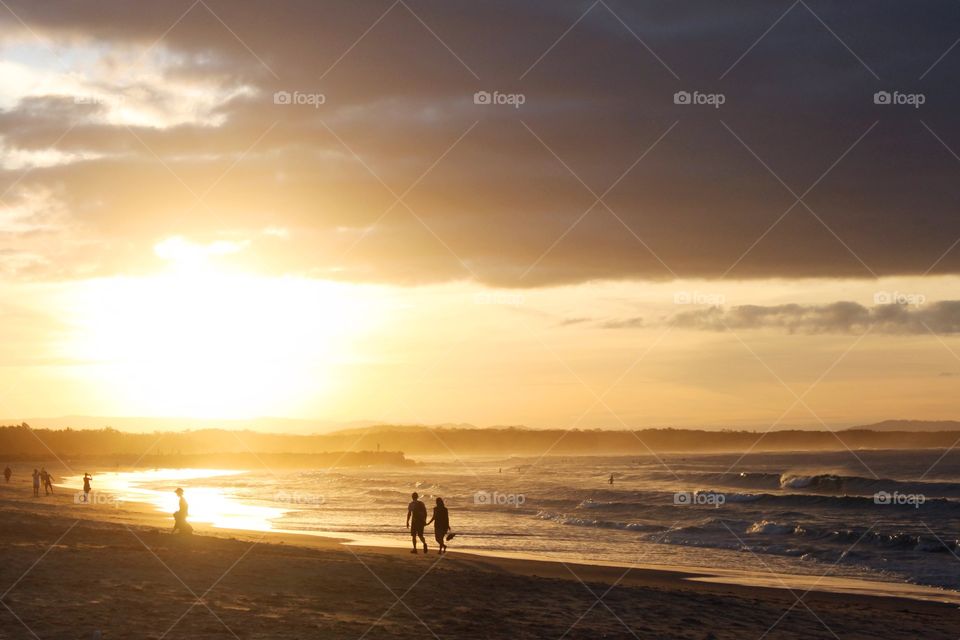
<box><xmin>29</xmin><ymin>468</ymin><xmax>54</xmax><ymax>497</ymax></box>
<box><xmin>406</xmin><ymin>492</ymin><xmax>452</xmax><ymax>554</ymax></box>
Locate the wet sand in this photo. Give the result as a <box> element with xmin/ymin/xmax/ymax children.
<box><xmin>1</xmin><ymin>472</ymin><xmax>958</xmax><ymax>639</ymax></box>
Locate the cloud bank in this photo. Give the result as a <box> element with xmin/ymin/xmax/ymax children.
<box><xmin>2</xmin><ymin>1</ymin><xmax>960</xmax><ymax>286</ymax></box>
<box><xmin>603</xmin><ymin>300</ymin><xmax>960</xmax><ymax>334</ymax></box>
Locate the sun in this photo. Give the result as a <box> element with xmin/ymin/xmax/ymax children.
<box><xmin>61</xmin><ymin>239</ymin><xmax>387</xmax><ymax>419</ymax></box>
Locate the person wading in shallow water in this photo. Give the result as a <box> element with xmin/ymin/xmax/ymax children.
<box><xmin>406</xmin><ymin>492</ymin><xmax>428</xmax><ymax>554</ymax></box>
<box><xmin>172</xmin><ymin>488</ymin><xmax>193</xmax><ymax>535</ymax></box>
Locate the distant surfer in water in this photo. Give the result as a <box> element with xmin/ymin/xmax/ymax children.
<box><xmin>406</xmin><ymin>492</ymin><xmax>428</xmax><ymax>553</ymax></box>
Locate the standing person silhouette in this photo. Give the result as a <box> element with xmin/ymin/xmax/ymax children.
<box><xmin>44</xmin><ymin>469</ymin><xmax>55</xmax><ymax>495</ymax></box>
<box><xmin>3</xmin><ymin>466</ymin><xmax>11</xmax><ymax>483</ymax></box>
<box><xmin>406</xmin><ymin>492</ymin><xmax>428</xmax><ymax>554</ymax></box>
<box><xmin>172</xmin><ymin>488</ymin><xmax>192</xmax><ymax>535</ymax></box>
<box><xmin>82</xmin><ymin>473</ymin><xmax>92</xmax><ymax>503</ymax></box>
<box><xmin>425</xmin><ymin>497</ymin><xmax>452</xmax><ymax>554</ymax></box>
<box><xmin>32</xmin><ymin>468</ymin><xmax>40</xmax><ymax>497</ymax></box>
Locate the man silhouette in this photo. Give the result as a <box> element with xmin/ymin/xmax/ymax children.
<box><xmin>406</xmin><ymin>492</ymin><xmax>428</xmax><ymax>554</ymax></box>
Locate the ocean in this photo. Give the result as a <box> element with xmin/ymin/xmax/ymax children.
<box><xmin>66</xmin><ymin>448</ymin><xmax>960</xmax><ymax>597</ymax></box>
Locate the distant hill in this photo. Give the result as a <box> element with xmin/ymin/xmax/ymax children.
<box><xmin>16</xmin><ymin>416</ymin><xmax>960</xmax><ymax>435</ymax></box>
<box><xmin>320</xmin><ymin>424</ymin><xmax>960</xmax><ymax>453</ymax></box>
<box><xmin>7</xmin><ymin>423</ymin><xmax>960</xmax><ymax>462</ymax></box>
<box><xmin>847</xmin><ymin>420</ymin><xmax>960</xmax><ymax>432</ymax></box>
<box><xmin>328</xmin><ymin>422</ymin><xmax>482</xmax><ymax>436</ymax></box>
<box><xmin>1</xmin><ymin>416</ymin><xmax>378</xmax><ymax>434</ymax></box>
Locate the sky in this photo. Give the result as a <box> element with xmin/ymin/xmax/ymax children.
<box><xmin>2</xmin><ymin>1</ymin><xmax>960</xmax><ymax>429</ymax></box>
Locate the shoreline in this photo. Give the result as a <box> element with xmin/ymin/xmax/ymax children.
<box><xmin>3</xmin><ymin>477</ymin><xmax>960</xmax><ymax>639</ymax></box>
<box><xmin>5</xmin><ymin>470</ymin><xmax>960</xmax><ymax>607</ymax></box>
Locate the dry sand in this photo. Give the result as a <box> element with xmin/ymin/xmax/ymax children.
<box><xmin>1</xmin><ymin>471</ymin><xmax>958</xmax><ymax>639</ymax></box>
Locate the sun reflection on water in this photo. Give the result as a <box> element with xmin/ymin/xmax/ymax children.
<box><xmin>61</xmin><ymin>468</ymin><xmax>284</xmax><ymax>531</ymax></box>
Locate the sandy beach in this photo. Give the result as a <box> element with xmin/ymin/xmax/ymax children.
<box><xmin>1</xmin><ymin>470</ymin><xmax>958</xmax><ymax>640</ymax></box>
<box><xmin>6</xmin><ymin>0</ymin><xmax>960</xmax><ymax>635</ymax></box>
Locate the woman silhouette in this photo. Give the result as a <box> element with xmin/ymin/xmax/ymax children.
<box><xmin>425</xmin><ymin>497</ymin><xmax>452</xmax><ymax>554</ymax></box>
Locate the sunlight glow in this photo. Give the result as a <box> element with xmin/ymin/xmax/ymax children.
<box><xmin>62</xmin><ymin>469</ymin><xmax>284</xmax><ymax>530</ymax></box>
<box><xmin>60</xmin><ymin>241</ymin><xmax>390</xmax><ymax>418</ymax></box>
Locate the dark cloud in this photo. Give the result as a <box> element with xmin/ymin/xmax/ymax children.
<box><xmin>2</xmin><ymin>1</ymin><xmax>960</xmax><ymax>285</ymax></box>
<box><xmin>663</xmin><ymin>301</ymin><xmax>960</xmax><ymax>334</ymax></box>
